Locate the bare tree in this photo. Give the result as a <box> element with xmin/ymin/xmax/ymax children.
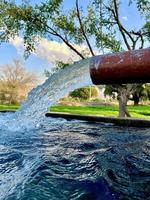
<box><xmin>0</xmin><ymin>59</ymin><xmax>38</xmax><ymax>104</ymax></box>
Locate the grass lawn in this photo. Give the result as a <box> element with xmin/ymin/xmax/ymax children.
<box><xmin>50</xmin><ymin>105</ymin><xmax>150</xmax><ymax>119</ymax></box>
<box><xmin>0</xmin><ymin>104</ymin><xmax>20</xmax><ymax>110</ymax></box>
<box><xmin>0</xmin><ymin>104</ymin><xmax>150</xmax><ymax>119</ymax></box>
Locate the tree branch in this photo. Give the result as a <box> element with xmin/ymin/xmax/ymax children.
<box><xmin>76</xmin><ymin>0</ymin><xmax>95</xmax><ymax>56</ymax></box>
<box><xmin>130</xmin><ymin>31</ymin><xmax>145</xmax><ymax>49</ymax></box>
<box><xmin>113</xmin><ymin>0</ymin><xmax>133</xmax><ymax>50</ymax></box>
<box><xmin>35</xmin><ymin>17</ymin><xmax>85</xmax><ymax>59</ymax></box>
<box><xmin>47</xmin><ymin>28</ymin><xmax>85</xmax><ymax>59</ymax></box>
<box><xmin>104</xmin><ymin>0</ymin><xmax>137</xmax><ymax>50</ymax></box>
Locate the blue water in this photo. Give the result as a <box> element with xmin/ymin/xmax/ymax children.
<box><xmin>0</xmin><ymin>112</ymin><xmax>149</xmax><ymax>200</ymax></box>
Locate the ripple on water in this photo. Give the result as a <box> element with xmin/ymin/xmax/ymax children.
<box><xmin>0</xmin><ymin>116</ymin><xmax>150</xmax><ymax>200</ymax></box>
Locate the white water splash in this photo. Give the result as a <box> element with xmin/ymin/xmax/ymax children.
<box><xmin>0</xmin><ymin>58</ymin><xmax>92</xmax><ymax>131</ymax></box>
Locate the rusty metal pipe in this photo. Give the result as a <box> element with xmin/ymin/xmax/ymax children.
<box><xmin>90</xmin><ymin>48</ymin><xmax>150</xmax><ymax>85</ymax></box>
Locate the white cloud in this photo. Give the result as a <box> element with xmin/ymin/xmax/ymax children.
<box><xmin>9</xmin><ymin>37</ymin><xmax>25</xmax><ymax>55</ymax></box>
<box><xmin>10</xmin><ymin>36</ymin><xmax>23</xmax><ymax>46</ymax></box>
<box><xmin>122</xmin><ymin>16</ymin><xmax>128</xmax><ymax>21</ymax></box>
<box><xmin>36</xmin><ymin>38</ymin><xmax>85</xmax><ymax>63</ymax></box>
<box><xmin>9</xmin><ymin>36</ymin><xmax>90</xmax><ymax>63</ymax></box>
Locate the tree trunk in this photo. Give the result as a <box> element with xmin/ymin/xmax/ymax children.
<box><xmin>133</xmin><ymin>93</ymin><xmax>140</xmax><ymax>106</ymax></box>
<box><xmin>118</xmin><ymin>92</ymin><xmax>131</xmax><ymax>118</ymax></box>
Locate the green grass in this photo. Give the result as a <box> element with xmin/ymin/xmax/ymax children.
<box><xmin>50</xmin><ymin>105</ymin><xmax>150</xmax><ymax>119</ymax></box>
<box><xmin>0</xmin><ymin>104</ymin><xmax>150</xmax><ymax>119</ymax></box>
<box><xmin>0</xmin><ymin>104</ymin><xmax>20</xmax><ymax>110</ymax></box>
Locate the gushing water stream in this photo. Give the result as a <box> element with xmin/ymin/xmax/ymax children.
<box><xmin>2</xmin><ymin>59</ymin><xmax>93</xmax><ymax>131</ymax></box>
<box><xmin>0</xmin><ymin>59</ymin><xmax>92</xmax><ymax>131</ymax></box>
<box><xmin>17</xmin><ymin>59</ymin><xmax>92</xmax><ymax>119</ymax></box>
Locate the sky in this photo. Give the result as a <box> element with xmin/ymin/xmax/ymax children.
<box><xmin>0</xmin><ymin>0</ymin><xmax>146</xmax><ymax>81</ymax></box>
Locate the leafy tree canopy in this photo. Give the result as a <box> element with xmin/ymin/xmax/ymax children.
<box><xmin>1</xmin><ymin>0</ymin><xmax>149</xmax><ymax>59</ymax></box>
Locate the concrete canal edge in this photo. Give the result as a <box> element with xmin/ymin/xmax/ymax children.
<box><xmin>46</xmin><ymin>112</ymin><xmax>150</xmax><ymax>128</ymax></box>
<box><xmin>0</xmin><ymin>110</ymin><xmax>16</xmax><ymax>113</ymax></box>
<box><xmin>1</xmin><ymin>110</ymin><xmax>150</xmax><ymax>127</ymax></box>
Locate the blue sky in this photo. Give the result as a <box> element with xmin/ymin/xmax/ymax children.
<box><xmin>0</xmin><ymin>0</ymin><xmax>146</xmax><ymax>78</ymax></box>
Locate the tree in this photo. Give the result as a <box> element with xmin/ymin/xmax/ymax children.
<box><xmin>70</xmin><ymin>86</ymin><xmax>98</xmax><ymax>100</ymax></box>
<box><xmin>130</xmin><ymin>84</ymin><xmax>150</xmax><ymax>105</ymax></box>
<box><xmin>105</xmin><ymin>84</ymin><xmax>150</xmax><ymax>106</ymax></box>
<box><xmin>0</xmin><ymin>0</ymin><xmax>150</xmax><ymax>116</ymax></box>
<box><xmin>0</xmin><ymin>59</ymin><xmax>38</xmax><ymax>104</ymax></box>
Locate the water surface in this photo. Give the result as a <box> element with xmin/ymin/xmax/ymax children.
<box><xmin>0</xmin><ymin>112</ymin><xmax>149</xmax><ymax>200</ymax></box>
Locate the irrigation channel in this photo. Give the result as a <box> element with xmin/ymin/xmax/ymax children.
<box><xmin>0</xmin><ymin>51</ymin><xmax>150</xmax><ymax>200</ymax></box>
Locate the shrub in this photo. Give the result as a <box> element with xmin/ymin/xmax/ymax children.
<box><xmin>70</xmin><ymin>86</ymin><xmax>98</xmax><ymax>100</ymax></box>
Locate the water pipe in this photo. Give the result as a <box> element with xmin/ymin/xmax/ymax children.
<box><xmin>90</xmin><ymin>48</ymin><xmax>150</xmax><ymax>85</ymax></box>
